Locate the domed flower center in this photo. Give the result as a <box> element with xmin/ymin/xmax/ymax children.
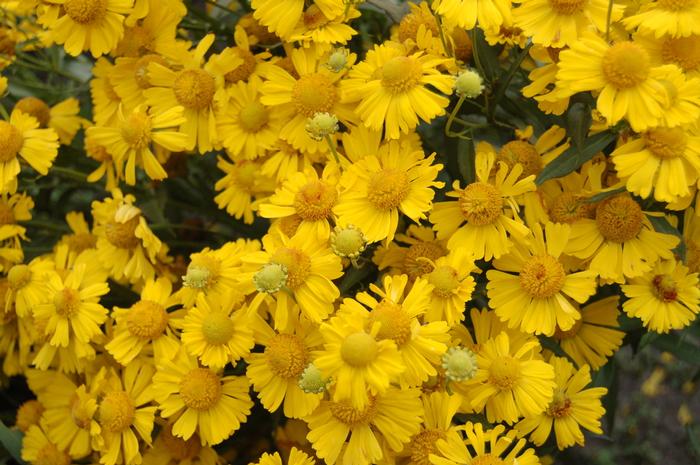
<box><xmin>546</xmin><ymin>388</ymin><xmax>572</xmax><ymax>418</ymax></box>
<box><xmin>293</xmin><ymin>180</ymin><xmax>338</xmax><ymax>221</ymax></box>
<box><xmin>270</xmin><ymin>247</ymin><xmax>311</xmax><ymax>289</ymax></box>
<box><xmin>602</xmin><ymin>42</ymin><xmax>650</xmax><ymax>89</ymax></box>
<box><xmin>428</xmin><ymin>265</ymin><xmax>460</xmax><ymax>298</ymax></box>
<box><xmin>368</xmin><ymin>299</ymin><xmax>412</xmax><ymax>346</ymax></box>
<box><xmin>519</xmin><ymin>254</ymin><xmax>566</xmax><ymax>298</ymax></box>
<box><xmin>253</xmin><ymin>263</ymin><xmax>288</xmax><ymax>293</ymax></box>
<box><xmin>595</xmin><ymin>195</ymin><xmax>643</xmax><ymax>243</ymax></box>
<box><xmin>652</xmin><ymin>274</ymin><xmax>678</xmax><ymax>302</ymax></box>
<box><xmin>340</xmin><ymin>331</ymin><xmax>379</xmax><ymax>366</ymax></box>
<box><xmin>329</xmin><ymin>397</ymin><xmax>378</xmax><ymax>425</ymax></box>
<box><xmin>15</xmin><ymin>97</ymin><xmax>50</xmax><ymax>127</ymax></box>
<box><xmin>105</xmin><ymin>215</ymin><xmax>141</xmax><ymax>249</ymax></box>
<box><xmin>381</xmin><ymin>56</ymin><xmax>422</xmax><ymax>94</ymax></box>
<box><xmin>0</xmin><ymin>202</ymin><xmax>15</xmax><ymax>225</ymax></box>
<box><xmin>404</xmin><ymin>242</ymin><xmax>446</xmax><ymax>280</ymax></box>
<box><xmin>160</xmin><ymin>424</ymin><xmax>202</xmax><ymax>460</ymax></box>
<box><xmin>331</xmin><ymin>225</ymin><xmax>367</xmax><ymax>258</ymax></box>
<box><xmin>298</xmin><ymin>363</ymin><xmax>328</xmax><ymax>393</ymax></box>
<box><xmin>126</xmin><ymin>300</ymin><xmax>169</xmax><ymax>339</ymax></box>
<box><xmin>120</xmin><ymin>111</ymin><xmax>153</xmax><ymax>149</ymax></box>
<box><xmin>99</xmin><ymin>390</ymin><xmax>134</xmax><ymax>433</ymax></box>
<box><xmin>657</xmin><ymin>0</ymin><xmax>696</xmax><ymax>10</ymax></box>
<box><xmin>64</xmin><ymin>0</ymin><xmax>107</xmax><ymax>24</ymax></box>
<box><xmin>661</xmin><ymin>36</ymin><xmax>700</xmax><ymax>72</ymax></box>
<box><xmin>7</xmin><ymin>264</ymin><xmax>31</xmax><ymax>290</ymax></box>
<box><xmin>265</xmin><ymin>333</ymin><xmax>308</xmax><ymax>379</ymax></box>
<box><xmin>470</xmin><ymin>454</ymin><xmax>506</xmax><ymax>465</ymax></box>
<box><xmin>367</xmin><ymin>168</ymin><xmax>410</xmax><ymax>211</ymax></box>
<box><xmin>135</xmin><ymin>54</ymin><xmax>167</xmax><ymax>89</ymax></box>
<box><xmin>15</xmin><ymin>400</ymin><xmax>44</xmax><ymax>433</ymax></box>
<box><xmin>292</xmin><ymin>73</ymin><xmax>338</xmax><ymax>117</ymax></box>
<box><xmin>65</xmin><ymin>233</ymin><xmax>97</xmax><ymax>253</ymax></box>
<box><xmin>173</xmin><ymin>69</ymin><xmax>216</xmax><ymax>110</ymax></box>
<box><xmin>53</xmin><ymin>288</ymin><xmax>81</xmax><ymax>317</ymax></box>
<box><xmin>489</xmin><ymin>356</ymin><xmax>521</xmax><ymax>390</ymax></box>
<box><xmin>180</xmin><ymin>368</ymin><xmax>222</xmax><ymax>410</ymax></box>
<box><xmin>548</xmin><ymin>193</ymin><xmax>592</xmax><ymax>223</ymax></box>
<box><xmin>34</xmin><ymin>443</ymin><xmax>71</xmax><ymax>465</ymax></box>
<box><xmin>498</xmin><ymin>141</ymin><xmax>542</xmax><ymax>177</ymax></box>
<box><xmin>234</xmin><ymin>161</ymin><xmax>259</xmax><ymax>190</ymax></box>
<box><xmin>0</xmin><ymin>121</ymin><xmax>23</xmax><ymax>162</ymax></box>
<box><xmin>458</xmin><ymin>182</ymin><xmax>503</xmax><ymax>226</ymax></box>
<box><xmin>238</xmin><ymin>101</ymin><xmax>269</xmax><ymax>132</ymax></box>
<box><xmin>225</xmin><ymin>48</ymin><xmax>257</xmax><ymax>83</ymax></box>
<box><xmin>442</xmin><ymin>346</ymin><xmax>478</xmax><ymax>381</ymax></box>
<box><xmin>409</xmin><ymin>429</ymin><xmax>445</xmax><ymax>465</ymax></box>
<box><xmin>201</xmin><ymin>311</ymin><xmax>235</xmax><ymax>345</ymax></box>
<box><xmin>548</xmin><ymin>0</ymin><xmax>587</xmax><ymax>14</ymax></box>
<box><xmin>303</xmin><ymin>4</ymin><xmax>329</xmax><ymax>28</ymax></box>
<box><xmin>553</xmin><ymin>318</ymin><xmax>583</xmax><ymax>339</ymax></box>
<box><xmin>644</xmin><ymin>127</ymin><xmax>686</xmax><ymax>159</ymax></box>
<box><xmin>398</xmin><ymin>9</ymin><xmax>439</xmax><ymax>43</ymax></box>
<box><xmin>183</xmin><ymin>255</ymin><xmax>220</xmax><ymax>290</ymax></box>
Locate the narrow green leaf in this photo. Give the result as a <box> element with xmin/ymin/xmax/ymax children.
<box><xmin>536</xmin><ymin>131</ymin><xmax>617</xmax><ymax>185</ymax></box>
<box><xmin>0</xmin><ymin>421</ymin><xmax>25</xmax><ymax>464</ymax></box>
<box><xmin>457</xmin><ymin>138</ymin><xmax>475</xmax><ymax>185</ymax></box>
<box><xmin>469</xmin><ymin>28</ymin><xmax>501</xmax><ymax>83</ymax></box>
<box><xmin>584</xmin><ymin>186</ymin><xmax>627</xmax><ymax>204</ymax></box>
<box><xmin>592</xmin><ymin>360</ymin><xmax>618</xmax><ymax>433</ymax></box>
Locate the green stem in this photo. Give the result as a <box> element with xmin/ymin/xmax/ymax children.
<box><xmin>0</xmin><ymin>103</ymin><xmax>9</xmax><ymax>120</ymax></box>
<box><xmin>490</xmin><ymin>42</ymin><xmax>533</xmax><ymax>120</ymax></box>
<box><xmin>469</xmin><ymin>29</ymin><xmax>487</xmax><ymax>82</ymax></box>
<box><xmin>445</xmin><ymin>95</ymin><xmax>466</xmax><ymax>137</ymax></box>
<box><xmin>50</xmin><ymin>166</ymin><xmax>88</xmax><ymax>182</ymax></box>
<box><xmin>605</xmin><ymin>0</ymin><xmax>614</xmax><ymax>40</ymax></box>
<box><xmin>433</xmin><ymin>12</ymin><xmax>452</xmax><ymax>58</ymax></box>
<box><xmin>324</xmin><ymin>135</ymin><xmax>342</xmax><ymax>167</ymax></box>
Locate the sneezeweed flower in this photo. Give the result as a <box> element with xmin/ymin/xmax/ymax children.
<box><xmin>214</xmin><ymin>158</ymin><xmax>276</xmax><ymax>224</ymax></box>
<box><xmin>431</xmin><ymin>0</ymin><xmax>511</xmax><ymax>30</ymax></box>
<box><xmin>288</xmin><ymin>3</ymin><xmax>360</xmax><ymax>47</ymax></box>
<box><xmin>112</xmin><ymin>53</ymin><xmax>172</xmax><ymax>111</ymax></box>
<box><xmin>423</xmin><ymin>248</ymin><xmax>476</xmax><ymax>326</ymax></box>
<box><xmin>113</xmin><ymin>0</ymin><xmax>183</xmax><ymax>57</ymax></box>
<box><xmin>90</xmin><ymin>58</ymin><xmax>122</xmax><ymax>127</ymax></box>
<box><xmin>342</xmin><ymin>42</ymin><xmax>453</xmax><ymax>139</ymax></box>
<box><xmin>21</xmin><ymin>420</ymin><xmax>72</xmax><ymax>465</ymax></box>
<box><xmin>15</xmin><ymin>400</ymin><xmax>43</xmax><ymax>433</ymax></box>
<box><xmin>106</xmin><ymin>278</ymin><xmax>182</xmax><ymax>366</ymax></box>
<box><xmin>152</xmin><ymin>350</ymin><xmax>253</xmax><ymax>446</ymax></box>
<box><xmin>0</xmin><ymin>279</ymin><xmax>34</xmax><ymax>376</ymax></box>
<box><xmin>85</xmin><ymin>129</ymin><xmax>121</xmax><ymax>190</ymax></box>
<box><xmin>14</xmin><ymin>97</ymin><xmax>84</xmax><ymax>145</ymax></box>
<box><xmin>56</xmin><ymin>212</ymin><xmax>98</xmax><ymax>263</ymax></box>
<box><xmin>635</xmin><ymin>33</ymin><xmax>700</xmax><ymax>78</ymax></box>
<box><xmin>430</xmin><ymin>151</ymin><xmax>535</xmax><ymax>260</ymax></box>
<box><xmin>334</xmin><ymin>142</ymin><xmax>444</xmax><ymax>243</ymax></box>
<box><xmin>373</xmin><ymin>225</ymin><xmax>447</xmax><ymax>281</ymax></box>
<box><xmin>442</xmin><ymin>346</ymin><xmax>478</xmax><ymax>382</ymax></box>
<box><xmin>250</xmin><ymin>448</ymin><xmax>315</xmax><ymax>465</ymax></box>
<box><xmin>5</xmin><ymin>257</ymin><xmax>56</xmax><ymax>317</ymax></box>
<box><xmin>623</xmin><ymin>0</ymin><xmax>700</xmax><ymax>38</ymax></box>
<box><xmin>305</xmin><ymin>112</ymin><xmax>339</xmax><ymax>142</ymax></box>
<box><xmin>0</xmin><ymin>190</ymin><xmax>33</xmax><ymax>270</ymax></box>
<box><xmin>251</xmin><ymin>0</ymin><xmax>344</xmax><ymax>39</ymax></box>
<box><xmin>141</xmin><ymin>422</ymin><xmax>219</xmax><ymax>465</ymax></box>
<box><xmin>454</xmin><ymin>69</ymin><xmax>484</xmax><ymax>98</ymax></box>
<box><xmin>0</xmin><ymin>109</ymin><xmax>59</xmax><ymax>193</ymax></box>
<box><xmin>305</xmin><ymin>387</ymin><xmax>423</xmax><ymax>465</ymax></box>
<box><xmin>330</xmin><ymin>224</ymin><xmax>367</xmax><ymax>260</ymax></box>
<box><xmin>622</xmin><ymin>259</ymin><xmax>700</xmax><ymax>333</ymax></box>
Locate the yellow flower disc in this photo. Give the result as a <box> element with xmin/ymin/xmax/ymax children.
<box><xmin>458</xmin><ymin>182</ymin><xmax>503</xmax><ymax>226</ymax></box>
<box><xmin>99</xmin><ymin>391</ymin><xmax>134</xmax><ymax>433</ymax></box>
<box><xmin>643</xmin><ymin>127</ymin><xmax>686</xmax><ymax>159</ymax></box>
<box><xmin>34</xmin><ymin>443</ymin><xmax>71</xmax><ymax>465</ymax></box>
<box><xmin>53</xmin><ymin>288</ymin><xmax>81</xmax><ymax>317</ymax></box>
<box><xmin>498</xmin><ymin>141</ymin><xmax>542</xmax><ymax>177</ymax></box>
<box><xmin>601</xmin><ymin>42</ymin><xmax>650</xmax><ymax>89</ymax></box>
<box><xmin>368</xmin><ymin>300</ymin><xmax>412</xmax><ymax>346</ymax></box>
<box><xmin>404</xmin><ymin>242</ymin><xmax>446</xmax><ymax>279</ymax></box>
<box><xmin>519</xmin><ymin>254</ymin><xmax>566</xmax><ymax>299</ymax></box>
<box><xmin>265</xmin><ymin>334</ymin><xmax>308</xmax><ymax>379</ymax></box>
<box><xmin>179</xmin><ymin>368</ymin><xmax>222</xmax><ymax>410</ymax></box>
<box><xmin>548</xmin><ymin>193</ymin><xmax>593</xmax><ymax>224</ymax></box>
<box><xmin>7</xmin><ymin>264</ymin><xmax>31</xmax><ymax>290</ymax></box>
<box><xmin>126</xmin><ymin>300</ymin><xmax>169</xmax><ymax>339</ymax></box>
<box><xmin>120</xmin><ymin>111</ymin><xmax>153</xmax><ymax>149</ymax></box>
<box><xmin>340</xmin><ymin>331</ymin><xmax>379</xmax><ymax>367</ymax></box>
<box><xmin>409</xmin><ymin>429</ymin><xmax>445</xmax><ymax>465</ymax></box>
<box><xmin>160</xmin><ymin>424</ymin><xmax>202</xmax><ymax>460</ymax></box>
<box><xmin>381</xmin><ymin>56</ymin><xmax>422</xmax><ymax>94</ymax></box>
<box><xmin>0</xmin><ymin>121</ymin><xmax>23</xmax><ymax>162</ymax></box>
<box><xmin>428</xmin><ymin>265</ymin><xmax>460</xmax><ymax>298</ymax></box>
<box><xmin>105</xmin><ymin>215</ymin><xmax>141</xmax><ymax>249</ymax></box>
<box><xmin>201</xmin><ymin>312</ymin><xmax>235</xmax><ymax>345</ymax></box>
<box><xmin>595</xmin><ymin>196</ymin><xmax>643</xmax><ymax>243</ymax></box>
<box><xmin>134</xmin><ymin>55</ymin><xmax>168</xmax><ymax>89</ymax></box>
<box><xmin>546</xmin><ymin>388</ymin><xmax>573</xmax><ymax>418</ymax></box>
<box><xmin>488</xmin><ymin>356</ymin><xmax>521</xmax><ymax>390</ymax></box>
<box><xmin>173</xmin><ymin>69</ymin><xmax>216</xmax><ymax>110</ymax></box>
<box><xmin>225</xmin><ymin>49</ymin><xmax>258</xmax><ymax>83</ymax></box>
<box><xmin>293</xmin><ymin>181</ymin><xmax>337</xmax><ymax>221</ymax></box>
<box><xmin>367</xmin><ymin>168</ymin><xmax>410</xmax><ymax>211</ymax></box>
<box><xmin>64</xmin><ymin>0</ymin><xmax>107</xmax><ymax>25</ymax></box>
<box><xmin>661</xmin><ymin>36</ymin><xmax>700</xmax><ymax>72</ymax></box>
<box><xmin>270</xmin><ymin>247</ymin><xmax>311</xmax><ymax>289</ymax></box>
<box><xmin>238</xmin><ymin>101</ymin><xmax>269</xmax><ymax>132</ymax></box>
<box><xmin>15</xmin><ymin>97</ymin><xmax>50</xmax><ymax>127</ymax></box>
<box><xmin>15</xmin><ymin>400</ymin><xmax>44</xmax><ymax>433</ymax></box>
<box><xmin>652</xmin><ymin>274</ymin><xmax>678</xmax><ymax>302</ymax></box>
<box><xmin>291</xmin><ymin>73</ymin><xmax>338</xmax><ymax>117</ymax></box>
<box><xmin>657</xmin><ymin>0</ymin><xmax>696</xmax><ymax>10</ymax></box>
<box><xmin>328</xmin><ymin>397</ymin><xmax>378</xmax><ymax>425</ymax></box>
<box><xmin>548</xmin><ymin>0</ymin><xmax>587</xmax><ymax>14</ymax></box>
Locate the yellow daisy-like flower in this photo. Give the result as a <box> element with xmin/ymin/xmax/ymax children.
<box><xmin>0</xmin><ymin>190</ymin><xmax>32</xmax><ymax>270</ymax></box>
<box><xmin>141</xmin><ymin>422</ymin><xmax>219</xmax><ymax>465</ymax></box>
<box><xmin>611</xmin><ymin>126</ymin><xmax>700</xmax><ymax>203</ymax></box>
<box><xmin>305</xmin><ymin>387</ymin><xmax>423</xmax><ymax>465</ymax></box>
<box><xmin>250</xmin><ymin>447</ymin><xmax>315</xmax><ymax>465</ymax></box>
<box><xmin>5</xmin><ymin>257</ymin><xmax>56</xmax><ymax>318</ymax></box>
<box><xmin>334</xmin><ymin>142</ymin><xmax>444</xmax><ymax>243</ymax></box>
<box><xmin>487</xmin><ymin>222</ymin><xmax>598</xmax><ymax>336</ymax></box>
<box><xmin>556</xmin><ymin>34</ymin><xmax>672</xmax><ymax>131</ymax></box>
<box><xmin>14</xmin><ymin>399</ymin><xmax>44</xmax><ymax>433</ymax></box>
<box><xmin>106</xmin><ymin>277</ymin><xmax>181</xmax><ymax>366</ymax></box>
<box><xmin>423</xmin><ymin>248</ymin><xmax>476</xmax><ymax>327</ymax></box>
<box><xmin>0</xmin><ymin>109</ymin><xmax>59</xmax><ymax>193</ymax></box>
<box><xmin>113</xmin><ymin>0</ymin><xmax>182</xmax><ymax>57</ymax></box>
<box><xmin>246</xmin><ymin>309</ymin><xmax>324</xmax><ymax>419</ymax></box>
<box><xmin>622</xmin><ymin>259</ymin><xmax>700</xmax><ymax>332</ymax></box>
<box><xmin>464</xmin><ymin>332</ymin><xmax>555</xmax><ymax>424</ymax></box>
<box><xmin>652</xmin><ymin>65</ymin><xmax>700</xmax><ymax>128</ymax></box>
<box><xmin>342</xmin><ymin>42</ymin><xmax>453</xmax><ymax>139</ymax></box>
<box><xmin>0</xmin><ymin>279</ymin><xmax>34</xmax><ymax>376</ymax></box>
<box><xmin>214</xmin><ymin>157</ymin><xmax>276</xmax><ymax>224</ymax></box>
<box><xmin>623</xmin><ymin>0</ymin><xmax>700</xmax><ymax>39</ymax></box>
<box><xmin>635</xmin><ymin>33</ymin><xmax>700</xmax><ymax>77</ymax></box>
<box><xmin>56</xmin><ymin>212</ymin><xmax>98</xmax><ymax>262</ymax></box>
<box><xmin>85</xmin><ymin>129</ymin><xmax>121</xmax><ymax>190</ymax></box>
<box><xmin>431</xmin><ymin>0</ymin><xmax>511</xmax><ymax>31</ymax></box>
<box><xmin>430</xmin><ymin>422</ymin><xmax>539</xmax><ymax>465</ymax></box>
<box><xmin>14</xmin><ymin>96</ymin><xmax>85</xmax><ymax>145</ymax></box>
<box><xmin>40</xmin><ymin>0</ymin><xmax>132</xmax><ymax>57</ymax></box>
<box><xmin>91</xmin><ymin>58</ymin><xmax>123</xmax><ymax>127</ymax></box>
<box><xmin>181</xmin><ymin>292</ymin><xmax>255</xmax><ymax>369</ymax></box>
<box><xmin>565</xmin><ymin>194</ymin><xmax>679</xmax><ymax>282</ymax></box>
<box><xmin>430</xmin><ymin>151</ymin><xmax>535</xmax><ymax>259</ymax></box>
<box><xmin>21</xmin><ymin>420</ymin><xmax>73</xmax><ymax>465</ymax></box>
<box><xmin>152</xmin><ymin>349</ymin><xmax>253</xmax><ymax>446</ymax></box>
<box><xmin>251</xmin><ymin>0</ymin><xmax>344</xmax><ymax>40</ymax></box>
<box><xmin>111</xmin><ymin>53</ymin><xmax>171</xmax><ymax>112</ymax></box>
<box><xmin>684</xmin><ymin>206</ymin><xmax>700</xmax><ymax>273</ymax></box>
<box><xmin>373</xmin><ymin>225</ymin><xmax>448</xmax><ymax>281</ymax></box>
<box><xmin>287</xmin><ymin>4</ymin><xmax>359</xmax><ymax>47</ymax></box>
<box><xmin>516</xmin><ymin>356</ymin><xmax>607</xmax><ymax>450</ymax></box>
<box><xmin>88</xmin><ymin>105</ymin><xmax>189</xmax><ymax>185</ymax></box>
<box><xmin>94</xmin><ymin>362</ymin><xmax>157</xmax><ymax>465</ymax></box>
<box><xmin>261</xmin><ymin>140</ymin><xmax>323</xmax><ymax>183</ymax></box>
<box><xmin>211</xmin><ymin>26</ymin><xmax>271</xmax><ymax>87</ymax></box>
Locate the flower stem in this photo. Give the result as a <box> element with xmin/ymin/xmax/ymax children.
<box><xmin>605</xmin><ymin>0</ymin><xmax>614</xmax><ymax>40</ymax></box>
<box><xmin>324</xmin><ymin>135</ymin><xmax>342</xmax><ymax>167</ymax></box>
<box><xmin>445</xmin><ymin>95</ymin><xmax>466</xmax><ymax>137</ymax></box>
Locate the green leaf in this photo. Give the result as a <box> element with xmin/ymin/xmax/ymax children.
<box><xmin>0</xmin><ymin>421</ymin><xmax>25</xmax><ymax>464</ymax></box>
<box><xmin>566</xmin><ymin>101</ymin><xmax>592</xmax><ymax>151</ymax></box>
<box><xmin>536</xmin><ymin>131</ymin><xmax>617</xmax><ymax>185</ymax></box>
<box><xmin>592</xmin><ymin>359</ymin><xmax>618</xmax><ymax>433</ymax></box>
<box><xmin>469</xmin><ymin>28</ymin><xmax>501</xmax><ymax>83</ymax></box>
<box><xmin>584</xmin><ymin>186</ymin><xmax>627</xmax><ymax>204</ymax></box>
<box><xmin>457</xmin><ymin>138</ymin><xmax>475</xmax><ymax>185</ymax></box>
<box><xmin>650</xmin><ymin>333</ymin><xmax>700</xmax><ymax>364</ymax></box>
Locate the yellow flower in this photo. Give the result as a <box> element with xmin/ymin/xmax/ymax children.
<box><xmin>141</xmin><ymin>422</ymin><xmax>220</xmax><ymax>465</ymax></box>
<box><xmin>113</xmin><ymin>0</ymin><xmax>183</xmax><ymax>57</ymax></box>
<box><xmin>15</xmin><ymin>399</ymin><xmax>43</xmax><ymax>433</ymax></box>
<box><xmin>251</xmin><ymin>447</ymin><xmax>315</xmax><ymax>465</ymax></box>
<box><xmin>214</xmin><ymin>157</ymin><xmax>276</xmax><ymax>224</ymax></box>
<box><xmin>0</xmin><ymin>190</ymin><xmax>32</xmax><ymax>272</ymax></box>
<box><xmin>423</xmin><ymin>248</ymin><xmax>476</xmax><ymax>327</ymax></box>
<box><xmin>260</xmin><ymin>140</ymin><xmax>323</xmax><ymax>183</ymax></box>
<box><xmin>635</xmin><ymin>33</ymin><xmax>700</xmax><ymax>78</ymax></box>
<box><xmin>85</xmin><ymin>127</ymin><xmax>121</xmax><ymax>190</ymax></box>
<box><xmin>0</xmin><ymin>278</ymin><xmax>34</xmax><ymax>376</ymax></box>
<box><xmin>287</xmin><ymin>4</ymin><xmax>359</xmax><ymax>47</ymax></box>
<box><xmin>209</xmin><ymin>26</ymin><xmax>271</xmax><ymax>87</ymax></box>
<box><xmin>622</xmin><ymin>259</ymin><xmax>700</xmax><ymax>332</ymax></box>
<box><xmin>251</xmin><ymin>0</ymin><xmax>344</xmax><ymax>40</ymax></box>
<box><xmin>152</xmin><ymin>349</ymin><xmax>253</xmax><ymax>446</ymax></box>
<box><xmin>21</xmin><ymin>420</ymin><xmax>73</xmax><ymax>465</ymax></box>
<box><xmin>5</xmin><ymin>257</ymin><xmax>56</xmax><ymax>318</ymax></box>
<box><xmin>431</xmin><ymin>0</ymin><xmax>511</xmax><ymax>30</ymax></box>
<box><xmin>91</xmin><ymin>58</ymin><xmax>122</xmax><ymax>127</ymax></box>
<box><xmin>623</xmin><ymin>0</ymin><xmax>700</xmax><ymax>39</ymax></box>
<box><xmin>373</xmin><ymin>225</ymin><xmax>448</xmax><ymax>281</ymax></box>
<box><xmin>56</xmin><ymin>212</ymin><xmax>98</xmax><ymax>262</ymax></box>
<box><xmin>14</xmin><ymin>96</ymin><xmax>85</xmax><ymax>145</ymax></box>
<box><xmin>516</xmin><ymin>356</ymin><xmax>607</xmax><ymax>450</ymax></box>
<box><xmin>111</xmin><ymin>54</ymin><xmax>171</xmax><ymax>112</ymax></box>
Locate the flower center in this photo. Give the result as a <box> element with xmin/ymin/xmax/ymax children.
<box><xmin>0</xmin><ymin>201</ymin><xmax>15</xmax><ymax>225</ymax></box>
<box><xmin>234</xmin><ymin>161</ymin><xmax>259</xmax><ymax>190</ymax></box>
<box><xmin>253</xmin><ymin>263</ymin><xmax>288</xmax><ymax>293</ymax></box>
<box><xmin>0</xmin><ymin>121</ymin><xmax>23</xmax><ymax>163</ymax></box>
<box><xmin>546</xmin><ymin>388</ymin><xmax>572</xmax><ymax>418</ymax></box>
<box><xmin>270</xmin><ymin>247</ymin><xmax>311</xmax><ymax>289</ymax></box>
<box><xmin>34</xmin><ymin>443</ymin><xmax>71</xmax><ymax>465</ymax></box>
<box><xmin>159</xmin><ymin>424</ymin><xmax>202</xmax><ymax>460</ymax></box>
<box><xmin>201</xmin><ymin>312</ymin><xmax>235</xmax><ymax>345</ymax></box>
<box><xmin>64</xmin><ymin>0</ymin><xmax>107</xmax><ymax>24</ymax></box>
<box><xmin>183</xmin><ymin>255</ymin><xmax>220</xmax><ymax>290</ymax></box>
<box><xmin>298</xmin><ymin>363</ymin><xmax>328</xmax><ymax>393</ymax></box>
<box><xmin>328</xmin><ymin>397</ymin><xmax>378</xmax><ymax>426</ymax></box>
<box><xmin>225</xmin><ymin>48</ymin><xmax>257</xmax><ymax>83</ymax></box>
<box><xmin>340</xmin><ymin>331</ymin><xmax>379</xmax><ymax>367</ymax></box>
<box><xmin>368</xmin><ymin>299</ymin><xmax>412</xmax><ymax>346</ymax></box>
<box><xmin>519</xmin><ymin>254</ymin><xmax>566</xmax><ymax>298</ymax></box>
<box><xmin>549</xmin><ymin>193</ymin><xmax>593</xmax><ymax>223</ymax></box>
<box><xmin>489</xmin><ymin>356</ymin><xmax>521</xmax><ymax>390</ymax></box>
<box><xmin>179</xmin><ymin>368</ymin><xmax>222</xmax><ymax>410</ymax></box>
<box><xmin>120</xmin><ymin>111</ymin><xmax>152</xmax><ymax>149</ymax></box>
<box><xmin>498</xmin><ymin>141</ymin><xmax>542</xmax><ymax>178</ymax></box>
<box><xmin>293</xmin><ymin>180</ymin><xmax>338</xmax><ymax>221</ymax></box>
<box><xmin>53</xmin><ymin>288</ymin><xmax>81</xmax><ymax>317</ymax></box>
<box><xmin>238</xmin><ymin>101</ymin><xmax>269</xmax><ymax>132</ymax></box>
<box><xmin>442</xmin><ymin>346</ymin><xmax>478</xmax><ymax>381</ymax></box>
<box><xmin>657</xmin><ymin>0</ymin><xmax>696</xmax><ymax>10</ymax></box>
<box><xmin>553</xmin><ymin>318</ymin><xmax>583</xmax><ymax>339</ymax></box>
<box><xmin>117</xmin><ymin>25</ymin><xmax>154</xmax><ymax>57</ymax></box>
<box><xmin>398</xmin><ymin>8</ymin><xmax>438</xmax><ymax>43</ymax></box>
<box><xmin>134</xmin><ymin>54</ymin><xmax>168</xmax><ymax>89</ymax></box>
<box><xmin>292</xmin><ymin>73</ymin><xmax>338</xmax><ymax>117</ymax></box>
<box><xmin>548</xmin><ymin>0</ymin><xmax>587</xmax><ymax>14</ymax></box>
<box><xmin>366</xmin><ymin>168</ymin><xmax>410</xmax><ymax>211</ymax></box>
<box><xmin>303</xmin><ymin>4</ymin><xmax>329</xmax><ymax>29</ymax></box>
<box><xmin>126</xmin><ymin>300</ymin><xmax>169</xmax><ymax>339</ymax></box>
<box><xmin>65</xmin><ymin>233</ymin><xmax>97</xmax><ymax>253</ymax></box>
<box><xmin>428</xmin><ymin>265</ymin><xmax>460</xmax><ymax>298</ymax></box>
<box><xmin>265</xmin><ymin>333</ymin><xmax>308</xmax><ymax>379</ymax></box>
<box><xmin>652</xmin><ymin>274</ymin><xmax>678</xmax><ymax>302</ymax></box>
<box><xmin>601</xmin><ymin>42</ymin><xmax>650</xmax><ymax>89</ymax></box>
<box><xmin>409</xmin><ymin>429</ymin><xmax>445</xmax><ymax>465</ymax></box>
<box><xmin>471</xmin><ymin>454</ymin><xmax>506</xmax><ymax>465</ymax></box>
<box><xmin>595</xmin><ymin>195</ymin><xmax>643</xmax><ymax>243</ymax></box>
<box><xmin>404</xmin><ymin>242</ymin><xmax>446</xmax><ymax>280</ymax></box>
<box><xmin>173</xmin><ymin>69</ymin><xmax>216</xmax><ymax>110</ymax></box>
<box><xmin>381</xmin><ymin>56</ymin><xmax>422</xmax><ymax>94</ymax></box>
<box><xmin>99</xmin><ymin>391</ymin><xmax>134</xmax><ymax>433</ymax></box>
<box><xmin>105</xmin><ymin>215</ymin><xmax>141</xmax><ymax>249</ymax></box>
<box><xmin>7</xmin><ymin>264</ymin><xmax>31</xmax><ymax>290</ymax></box>
<box><xmin>458</xmin><ymin>182</ymin><xmax>503</xmax><ymax>225</ymax></box>
<box><xmin>661</xmin><ymin>35</ymin><xmax>700</xmax><ymax>72</ymax></box>
<box><xmin>331</xmin><ymin>225</ymin><xmax>367</xmax><ymax>258</ymax></box>
<box><xmin>643</xmin><ymin>127</ymin><xmax>686</xmax><ymax>159</ymax></box>
<box><xmin>15</xmin><ymin>97</ymin><xmax>50</xmax><ymax>127</ymax></box>
<box><xmin>15</xmin><ymin>400</ymin><xmax>44</xmax><ymax>433</ymax></box>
